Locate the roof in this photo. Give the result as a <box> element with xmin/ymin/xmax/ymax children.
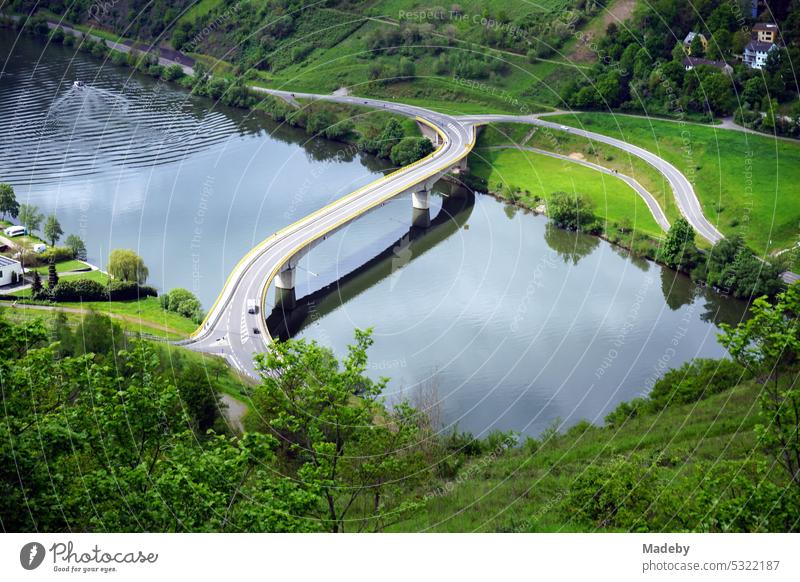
<box><xmin>683</xmin><ymin>31</ymin><xmax>701</xmax><ymax>44</ymax></box>
<box><xmin>683</xmin><ymin>57</ymin><xmax>731</xmax><ymax>70</ymax></box>
<box><xmin>745</xmin><ymin>39</ymin><xmax>777</xmax><ymax>52</ymax></box>
<box><xmin>0</xmin><ymin>255</ymin><xmax>20</xmax><ymax>267</ymax></box>
<box><xmin>753</xmin><ymin>22</ymin><xmax>778</xmax><ymax>31</ymax></box>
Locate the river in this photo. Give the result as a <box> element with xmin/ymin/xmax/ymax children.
<box><xmin>0</xmin><ymin>33</ymin><xmax>747</xmax><ymax>437</ymax></box>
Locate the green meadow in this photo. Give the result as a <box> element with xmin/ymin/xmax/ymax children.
<box><xmin>549</xmin><ymin>113</ymin><xmax>800</xmax><ymax>255</ymax></box>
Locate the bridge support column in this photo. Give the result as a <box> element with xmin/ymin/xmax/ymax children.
<box><xmin>412</xmin><ymin>189</ymin><xmax>429</xmax><ymax>210</ymax></box>
<box><xmin>411</xmin><ymin>189</ymin><xmax>430</xmax><ymax>228</ymax></box>
<box><xmin>274</xmin><ymin>265</ymin><xmax>296</xmax><ymax>310</ymax></box>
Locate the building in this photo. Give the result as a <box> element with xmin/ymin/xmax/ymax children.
<box><xmin>743</xmin><ymin>39</ymin><xmax>778</xmax><ymax>69</ymax></box>
<box><xmin>753</xmin><ymin>22</ymin><xmax>778</xmax><ymax>43</ymax></box>
<box><xmin>0</xmin><ymin>255</ymin><xmax>23</xmax><ymax>286</ymax></box>
<box><xmin>682</xmin><ymin>32</ymin><xmax>707</xmax><ymax>54</ymax></box>
<box><xmin>683</xmin><ymin>57</ymin><xmax>733</xmax><ymax>74</ymax></box>
<box><xmin>3</xmin><ymin>225</ymin><xmax>27</xmax><ymax>237</ymax></box>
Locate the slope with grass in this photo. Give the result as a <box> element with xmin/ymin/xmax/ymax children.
<box><xmin>470</xmin><ymin>146</ymin><xmax>665</xmax><ymax>240</ymax></box>
<box><xmin>475</xmin><ymin>122</ymin><xmax>678</xmax><ymax>223</ymax></box>
<box><xmin>392</xmin><ymin>374</ymin><xmax>795</xmax><ymax>532</ymax></box>
<box><xmin>548</xmin><ymin>113</ymin><xmax>800</xmax><ymax>255</ymax></box>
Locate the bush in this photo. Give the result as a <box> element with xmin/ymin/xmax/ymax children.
<box><xmin>160</xmin><ymin>288</ymin><xmax>203</xmax><ymax>322</ymax></box>
<box><xmin>390</xmin><ymin>137</ymin><xmax>434</xmax><ymax>166</ymax></box>
<box><xmin>647</xmin><ymin>359</ymin><xmax>748</xmax><ymax>411</ymax></box>
<box><xmin>41</xmin><ymin>246</ymin><xmax>74</xmax><ymax>264</ymax></box>
<box><xmin>50</xmin><ymin>279</ymin><xmax>106</xmax><ymax>302</ymax></box>
<box><xmin>548</xmin><ymin>191</ymin><xmax>601</xmax><ymax>234</ymax></box>
<box><xmin>107</xmin><ymin>281</ymin><xmax>157</xmax><ymax>301</ymax></box>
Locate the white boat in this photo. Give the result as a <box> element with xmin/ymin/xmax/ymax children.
<box><xmin>73</xmin><ymin>80</ymin><xmax>86</xmax><ymax>88</ymax></box>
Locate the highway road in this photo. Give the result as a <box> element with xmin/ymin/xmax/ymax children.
<box><xmin>183</xmin><ymin>100</ymin><xmax>795</xmax><ymax>375</ymax></box>
<box><xmin>182</xmin><ymin>98</ymin><xmax>476</xmax><ymax>378</ymax></box>
<box><xmin>460</xmin><ymin>114</ymin><xmax>724</xmax><ymax>245</ymax></box>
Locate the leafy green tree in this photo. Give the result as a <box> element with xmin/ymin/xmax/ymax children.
<box><xmin>689</xmin><ymin>34</ymin><xmax>705</xmax><ymax>57</ymax></box>
<box><xmin>161</xmin><ymin>287</ymin><xmax>204</xmax><ymax>322</ymax></box>
<box><xmin>0</xmin><ymin>183</ymin><xmax>19</xmax><ymax>220</ymax></box>
<box><xmin>47</xmin><ymin>261</ymin><xmax>58</xmax><ymax>289</ymax></box>
<box><xmin>720</xmin><ymin>284</ymin><xmax>800</xmax><ymax>486</ymax></box>
<box><xmin>390</xmin><ymin>137</ymin><xmax>434</xmax><ymax>166</ymax></box>
<box><xmin>704</xmin><ymin>235</ymin><xmax>783</xmax><ymax>298</ymax></box>
<box><xmin>657</xmin><ymin>217</ymin><xmax>699</xmax><ymax>272</ymax></box>
<box><xmin>18</xmin><ymin>203</ymin><xmax>44</xmax><ymax>234</ymax></box>
<box><xmin>43</xmin><ymin>214</ymin><xmax>63</xmax><ymax>246</ymax></box>
<box><xmin>547</xmin><ymin>191</ymin><xmax>600</xmax><ymax>233</ymax></box>
<box><xmin>252</xmin><ymin>330</ymin><xmax>426</xmax><ymax>532</ymax></box>
<box><xmin>108</xmin><ymin>248</ymin><xmax>149</xmax><ymax>283</ymax></box>
<box><xmin>65</xmin><ymin>234</ymin><xmax>87</xmax><ymax>260</ymax></box>
<box><xmin>30</xmin><ymin>270</ymin><xmax>43</xmax><ymax>298</ymax></box>
<box><xmin>176</xmin><ymin>366</ymin><xmax>224</xmax><ymax>434</ymax></box>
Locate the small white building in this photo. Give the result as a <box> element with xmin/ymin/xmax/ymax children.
<box><xmin>0</xmin><ymin>255</ymin><xmax>23</xmax><ymax>286</ymax></box>
<box><xmin>3</xmin><ymin>225</ymin><xmax>27</xmax><ymax>237</ymax></box>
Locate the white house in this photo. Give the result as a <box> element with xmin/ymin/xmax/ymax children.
<box><xmin>0</xmin><ymin>255</ymin><xmax>23</xmax><ymax>286</ymax></box>
<box><xmin>743</xmin><ymin>39</ymin><xmax>778</xmax><ymax>69</ymax></box>
<box><xmin>3</xmin><ymin>225</ymin><xmax>27</xmax><ymax>237</ymax></box>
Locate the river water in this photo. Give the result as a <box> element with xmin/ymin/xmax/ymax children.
<box><xmin>0</xmin><ymin>34</ymin><xmax>747</xmax><ymax>437</ymax></box>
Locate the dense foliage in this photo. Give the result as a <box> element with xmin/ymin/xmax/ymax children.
<box><xmin>563</xmin><ymin>0</ymin><xmax>800</xmax><ymax>134</ymax></box>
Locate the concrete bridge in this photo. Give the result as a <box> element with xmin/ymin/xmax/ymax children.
<box><xmin>183</xmin><ymin>96</ymin><xmax>477</xmax><ymax>377</ymax></box>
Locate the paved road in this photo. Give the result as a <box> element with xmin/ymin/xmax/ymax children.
<box><xmin>483</xmin><ymin>145</ymin><xmax>670</xmax><ymax>232</ymax></box>
<box><xmin>183</xmin><ymin>100</ymin><xmax>476</xmax><ymax>378</ymax></box>
<box><xmin>461</xmin><ymin>114</ymin><xmax>725</xmax><ymax>245</ymax></box>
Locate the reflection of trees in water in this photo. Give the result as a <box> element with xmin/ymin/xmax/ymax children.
<box><xmin>610</xmin><ymin>244</ymin><xmax>650</xmax><ymax>272</ymax></box>
<box><xmin>660</xmin><ymin>267</ymin><xmax>696</xmax><ymax>311</ymax></box>
<box><xmin>543</xmin><ymin>222</ymin><xmax>600</xmax><ymax>265</ymax></box>
<box><xmin>503</xmin><ymin>203</ymin><xmax>519</xmax><ymax>220</ymax></box>
<box><xmin>698</xmin><ymin>289</ymin><xmax>750</xmax><ymax>328</ymax></box>
<box><xmin>657</xmin><ymin>266</ymin><xmax>750</xmax><ymax>326</ymax></box>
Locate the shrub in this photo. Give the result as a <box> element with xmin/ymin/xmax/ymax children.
<box><xmin>50</xmin><ymin>279</ymin><xmax>106</xmax><ymax>302</ymax></box>
<box><xmin>107</xmin><ymin>281</ymin><xmax>157</xmax><ymax>301</ymax></box>
<box><xmin>647</xmin><ymin>359</ymin><xmax>748</xmax><ymax>411</ymax></box>
<box><xmin>41</xmin><ymin>246</ymin><xmax>74</xmax><ymax>264</ymax></box>
<box><xmin>160</xmin><ymin>288</ymin><xmax>203</xmax><ymax>322</ymax></box>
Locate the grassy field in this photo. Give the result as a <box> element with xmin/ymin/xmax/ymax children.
<box><xmin>30</xmin><ymin>259</ymin><xmax>91</xmax><ymax>274</ymax></box>
<box><xmin>476</xmin><ymin>123</ymin><xmax>679</xmax><ymax>223</ymax></box>
<box><xmin>390</xmin><ymin>378</ymin><xmax>768</xmax><ymax>532</ymax></box>
<box><xmin>0</xmin><ymin>298</ymin><xmax>192</xmax><ymax>341</ymax></box>
<box><xmin>470</xmin><ymin>147</ymin><xmax>665</xmax><ymax>239</ymax></box>
<box><xmin>548</xmin><ymin>113</ymin><xmax>800</xmax><ymax>255</ymax></box>
<box><xmin>60</xmin><ymin>297</ymin><xmax>198</xmax><ymax>336</ymax></box>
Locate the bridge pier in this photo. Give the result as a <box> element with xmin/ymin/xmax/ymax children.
<box><xmin>411</xmin><ymin>188</ymin><xmax>431</xmax><ymax>228</ymax></box>
<box><xmin>274</xmin><ymin>265</ymin><xmax>297</xmax><ymax>310</ymax></box>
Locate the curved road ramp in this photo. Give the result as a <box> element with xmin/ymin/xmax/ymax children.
<box><xmin>182</xmin><ymin>98</ymin><xmax>477</xmax><ymax>378</ymax></box>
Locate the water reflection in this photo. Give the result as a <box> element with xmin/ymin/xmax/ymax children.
<box><xmin>543</xmin><ymin>222</ymin><xmax>601</xmax><ymax>265</ymax></box>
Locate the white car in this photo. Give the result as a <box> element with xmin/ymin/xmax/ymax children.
<box><xmin>32</xmin><ymin>243</ymin><xmax>47</xmax><ymax>253</ymax></box>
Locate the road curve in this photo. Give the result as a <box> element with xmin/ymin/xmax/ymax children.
<box><xmin>483</xmin><ymin>145</ymin><xmax>670</xmax><ymax>232</ymax></box>
<box><xmin>183</xmin><ymin>99</ymin><xmax>476</xmax><ymax>378</ymax></box>
<box><xmin>459</xmin><ymin>114</ymin><xmax>724</xmax><ymax>245</ymax></box>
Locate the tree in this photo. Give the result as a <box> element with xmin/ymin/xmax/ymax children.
<box><xmin>720</xmin><ymin>284</ymin><xmax>800</xmax><ymax>486</ymax></box>
<box><xmin>47</xmin><ymin>261</ymin><xmax>58</xmax><ymax>289</ymax></box>
<box><xmin>65</xmin><ymin>234</ymin><xmax>87</xmax><ymax>261</ymax></box>
<box><xmin>689</xmin><ymin>34</ymin><xmax>705</xmax><ymax>57</ymax></box>
<box><xmin>161</xmin><ymin>288</ymin><xmax>204</xmax><ymax>322</ymax></box>
<box><xmin>657</xmin><ymin>217</ymin><xmax>699</xmax><ymax>272</ymax></box>
<box><xmin>43</xmin><ymin>215</ymin><xmax>63</xmax><ymax>247</ymax></box>
<box><xmin>108</xmin><ymin>249</ymin><xmax>149</xmax><ymax>284</ymax></box>
<box><xmin>252</xmin><ymin>330</ymin><xmax>426</xmax><ymax>532</ymax></box>
<box><xmin>0</xmin><ymin>183</ymin><xmax>19</xmax><ymax>220</ymax></box>
<box><xmin>18</xmin><ymin>204</ymin><xmax>43</xmax><ymax>234</ymax></box>
<box><xmin>547</xmin><ymin>191</ymin><xmax>600</xmax><ymax>233</ymax></box>
<box><xmin>31</xmin><ymin>271</ymin><xmax>43</xmax><ymax>298</ymax></box>
<box><xmin>389</xmin><ymin>137</ymin><xmax>434</xmax><ymax>166</ymax></box>
<box><xmin>176</xmin><ymin>366</ymin><xmax>224</xmax><ymax>433</ymax></box>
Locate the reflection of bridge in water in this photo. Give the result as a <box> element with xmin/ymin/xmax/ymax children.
<box><xmin>267</xmin><ymin>185</ymin><xmax>475</xmax><ymax>340</ymax></box>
